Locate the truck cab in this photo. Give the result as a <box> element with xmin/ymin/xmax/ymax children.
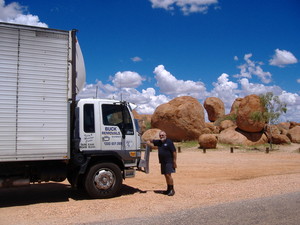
<box><xmin>69</xmin><ymin>98</ymin><xmax>144</xmax><ymax>198</ymax></box>
<box><xmin>78</xmin><ymin>98</ymin><xmax>140</xmax><ymax>155</ymax></box>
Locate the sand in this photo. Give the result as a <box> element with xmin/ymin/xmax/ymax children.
<box><xmin>0</xmin><ymin>143</ymin><xmax>299</xmax><ymax>225</ymax></box>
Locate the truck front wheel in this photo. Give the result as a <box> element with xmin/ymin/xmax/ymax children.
<box><xmin>84</xmin><ymin>163</ymin><xmax>123</xmax><ymax>198</ymax></box>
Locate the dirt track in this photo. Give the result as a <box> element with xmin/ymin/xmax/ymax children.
<box><xmin>0</xmin><ymin>144</ymin><xmax>300</xmax><ymax>225</ymax></box>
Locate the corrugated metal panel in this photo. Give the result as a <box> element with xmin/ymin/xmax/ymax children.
<box><xmin>0</xmin><ymin>26</ymin><xmax>18</xmax><ymax>156</ymax></box>
<box><xmin>0</xmin><ymin>24</ymin><xmax>71</xmax><ymax>161</ymax></box>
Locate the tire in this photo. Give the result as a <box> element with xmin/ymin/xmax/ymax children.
<box><xmin>84</xmin><ymin>163</ymin><xmax>123</xmax><ymax>199</ymax></box>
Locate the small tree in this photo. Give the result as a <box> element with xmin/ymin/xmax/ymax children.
<box><xmin>252</xmin><ymin>92</ymin><xmax>287</xmax><ymax>149</ymax></box>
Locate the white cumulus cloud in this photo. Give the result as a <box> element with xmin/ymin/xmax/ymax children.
<box><xmin>269</xmin><ymin>49</ymin><xmax>298</xmax><ymax>67</ymax></box>
<box><xmin>77</xmin><ymin>69</ymin><xmax>169</xmax><ymax>114</ymax></box>
<box><xmin>111</xmin><ymin>71</ymin><xmax>145</xmax><ymax>88</ymax></box>
<box><xmin>77</xmin><ymin>81</ymin><xmax>118</xmax><ymax>99</ymax></box>
<box><xmin>0</xmin><ymin>0</ymin><xmax>47</xmax><ymax>27</ymax></box>
<box><xmin>277</xmin><ymin>92</ymin><xmax>300</xmax><ymax>122</ymax></box>
<box><xmin>234</xmin><ymin>53</ymin><xmax>272</xmax><ymax>84</ymax></box>
<box><xmin>129</xmin><ymin>88</ymin><xmax>170</xmax><ymax>114</ymax></box>
<box><xmin>239</xmin><ymin>78</ymin><xmax>280</xmax><ymax>96</ymax></box>
<box><xmin>153</xmin><ymin>65</ymin><xmax>206</xmax><ymax>98</ymax></box>
<box><xmin>211</xmin><ymin>73</ymin><xmax>239</xmax><ymax>106</ymax></box>
<box><xmin>149</xmin><ymin>0</ymin><xmax>218</xmax><ymax>15</ymax></box>
<box><xmin>279</xmin><ymin>91</ymin><xmax>297</xmax><ymax>105</ymax></box>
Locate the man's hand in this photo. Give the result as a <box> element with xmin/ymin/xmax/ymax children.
<box><xmin>173</xmin><ymin>161</ymin><xmax>177</xmax><ymax>169</ymax></box>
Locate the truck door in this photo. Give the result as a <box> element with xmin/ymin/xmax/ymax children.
<box><xmin>100</xmin><ymin>103</ymin><xmax>136</xmax><ymax>151</ymax></box>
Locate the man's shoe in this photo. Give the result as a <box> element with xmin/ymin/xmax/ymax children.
<box><xmin>167</xmin><ymin>189</ymin><xmax>175</xmax><ymax>196</ymax></box>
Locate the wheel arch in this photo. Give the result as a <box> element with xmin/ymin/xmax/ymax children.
<box><xmin>87</xmin><ymin>155</ymin><xmax>124</xmax><ymax>173</ymax></box>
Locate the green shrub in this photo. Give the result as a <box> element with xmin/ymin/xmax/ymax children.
<box><xmin>214</xmin><ymin>113</ymin><xmax>237</xmax><ymax>126</ymax></box>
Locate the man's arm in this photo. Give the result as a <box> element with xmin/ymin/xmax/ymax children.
<box><xmin>170</xmin><ymin>140</ymin><xmax>177</xmax><ymax>169</ymax></box>
<box><xmin>146</xmin><ymin>140</ymin><xmax>153</xmax><ymax>145</ymax></box>
<box><xmin>172</xmin><ymin>151</ymin><xmax>177</xmax><ymax>169</ymax></box>
<box><xmin>147</xmin><ymin>139</ymin><xmax>160</xmax><ymax>146</ymax></box>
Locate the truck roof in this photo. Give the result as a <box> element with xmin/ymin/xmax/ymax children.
<box><xmin>77</xmin><ymin>98</ymin><xmax>137</xmax><ymax>110</ymax></box>
<box><xmin>0</xmin><ymin>22</ymin><xmax>71</xmax><ymax>33</ymax></box>
<box><xmin>78</xmin><ymin>98</ymin><xmax>122</xmax><ymax>103</ymax></box>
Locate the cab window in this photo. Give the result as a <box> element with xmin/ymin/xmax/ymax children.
<box><xmin>102</xmin><ymin>104</ymin><xmax>134</xmax><ymax>135</ymax></box>
<box><xmin>84</xmin><ymin>104</ymin><xmax>95</xmax><ymax>133</ymax></box>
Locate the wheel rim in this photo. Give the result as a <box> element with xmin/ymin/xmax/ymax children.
<box><xmin>93</xmin><ymin>169</ymin><xmax>115</xmax><ymax>190</ymax></box>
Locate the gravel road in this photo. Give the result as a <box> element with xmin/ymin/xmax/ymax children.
<box><xmin>0</xmin><ymin>144</ymin><xmax>300</xmax><ymax>225</ymax></box>
<box><xmin>93</xmin><ymin>191</ymin><xmax>300</xmax><ymax>225</ymax></box>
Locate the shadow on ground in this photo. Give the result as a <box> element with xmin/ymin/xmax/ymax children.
<box><xmin>0</xmin><ymin>183</ymin><xmax>144</xmax><ymax>208</ymax></box>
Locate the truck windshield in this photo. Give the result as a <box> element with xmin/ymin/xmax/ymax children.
<box><xmin>102</xmin><ymin>104</ymin><xmax>134</xmax><ymax>135</ymax></box>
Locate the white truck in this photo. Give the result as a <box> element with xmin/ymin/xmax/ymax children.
<box><xmin>0</xmin><ymin>22</ymin><xmax>149</xmax><ymax>198</ymax></box>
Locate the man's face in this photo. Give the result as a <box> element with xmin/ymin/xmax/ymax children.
<box><xmin>159</xmin><ymin>132</ymin><xmax>167</xmax><ymax>141</ymax></box>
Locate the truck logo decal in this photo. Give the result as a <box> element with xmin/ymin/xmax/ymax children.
<box><xmin>103</xmin><ymin>136</ymin><xmax>110</xmax><ymax>141</ymax></box>
<box><xmin>102</xmin><ymin>126</ymin><xmax>121</xmax><ymax>135</ymax></box>
<box><xmin>126</xmin><ymin>141</ymin><xmax>133</xmax><ymax>148</ymax></box>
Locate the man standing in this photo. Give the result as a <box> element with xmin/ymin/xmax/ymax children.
<box><xmin>148</xmin><ymin>131</ymin><xmax>177</xmax><ymax>196</ymax></box>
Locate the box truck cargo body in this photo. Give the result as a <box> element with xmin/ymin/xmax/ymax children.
<box><xmin>0</xmin><ymin>23</ymin><xmax>72</xmax><ymax>161</ymax></box>
<box><xmin>0</xmin><ymin>22</ymin><xmax>149</xmax><ymax>198</ymax></box>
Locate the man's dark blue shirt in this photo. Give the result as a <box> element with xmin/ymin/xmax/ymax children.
<box><xmin>153</xmin><ymin>139</ymin><xmax>176</xmax><ymax>164</ymax></box>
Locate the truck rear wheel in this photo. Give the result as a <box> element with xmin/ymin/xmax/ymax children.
<box><xmin>84</xmin><ymin>163</ymin><xmax>122</xmax><ymax>198</ymax></box>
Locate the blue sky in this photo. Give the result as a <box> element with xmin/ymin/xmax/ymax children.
<box><xmin>1</xmin><ymin>0</ymin><xmax>300</xmax><ymax>122</ymax></box>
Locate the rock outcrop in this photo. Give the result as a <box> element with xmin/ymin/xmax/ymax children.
<box><xmin>219</xmin><ymin>120</ymin><xmax>235</xmax><ymax>131</ymax></box>
<box><xmin>204</xmin><ymin>122</ymin><xmax>220</xmax><ymax>134</ymax></box>
<box><xmin>265</xmin><ymin>124</ymin><xmax>280</xmax><ymax>138</ymax></box>
<box><xmin>290</xmin><ymin>122</ymin><xmax>300</xmax><ymax>129</ymax></box>
<box><xmin>151</xmin><ymin>96</ymin><xmax>205</xmax><ymax>141</ymax></box>
<box><xmin>198</xmin><ymin>134</ymin><xmax>218</xmax><ymax>149</ymax></box>
<box><xmin>277</xmin><ymin>122</ymin><xmax>290</xmax><ymax>130</ymax></box>
<box><xmin>204</xmin><ymin>97</ymin><xmax>225</xmax><ymax>122</ymax></box>
<box><xmin>271</xmin><ymin>134</ymin><xmax>291</xmax><ymax>144</ymax></box>
<box><xmin>230</xmin><ymin>98</ymin><xmax>243</xmax><ymax>114</ymax></box>
<box><xmin>219</xmin><ymin>127</ymin><xmax>268</xmax><ymax>146</ymax></box>
<box><xmin>139</xmin><ymin>94</ymin><xmax>299</xmax><ymax>147</ymax></box>
<box><xmin>287</xmin><ymin>126</ymin><xmax>300</xmax><ymax>143</ymax></box>
<box><xmin>236</xmin><ymin>95</ymin><xmax>265</xmax><ymax>133</ymax></box>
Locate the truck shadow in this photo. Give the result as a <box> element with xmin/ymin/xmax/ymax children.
<box><xmin>0</xmin><ymin>183</ymin><xmax>144</xmax><ymax>208</ymax></box>
<box><xmin>119</xmin><ymin>184</ymin><xmax>147</xmax><ymax>196</ymax></box>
